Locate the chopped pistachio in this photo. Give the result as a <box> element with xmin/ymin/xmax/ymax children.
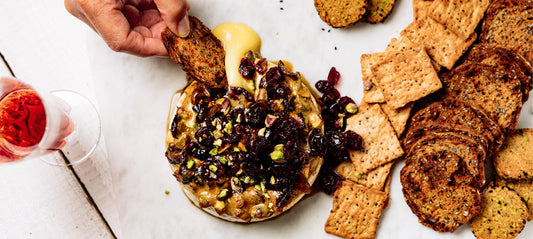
<box><xmin>265</xmin><ymin>114</ymin><xmax>278</xmax><ymax>127</ymax></box>
<box><xmin>270</xmin><ymin>176</ymin><xmax>276</xmax><ymax>185</ymax></box>
<box><xmin>212</xmin><ymin>130</ymin><xmax>224</xmax><ymax>139</ymax></box>
<box><xmin>258</xmin><ymin>127</ymin><xmax>266</xmax><ymax>136</ymax></box>
<box><xmin>164</xmin><ymin>190</ymin><xmax>170</xmax><ymax>195</ymax></box>
<box><xmin>268</xmin><ymin>202</ymin><xmax>274</xmax><ymax>208</ymax></box>
<box><xmin>346</xmin><ymin>103</ymin><xmax>358</xmax><ymax>114</ymax></box>
<box><xmin>199</xmin><ymin>195</ymin><xmax>208</xmax><ymax>206</ymax></box>
<box><xmin>186</xmin><ymin>159</ymin><xmax>195</xmax><ymax>169</ymax></box>
<box><xmin>232</xmin><ymin>177</ymin><xmax>240</xmax><ymax>185</ymax></box>
<box><xmin>355</xmin><ymin>172</ymin><xmax>362</xmax><ymax>179</ymax></box>
<box><xmin>236</xmin><ymin>113</ymin><xmax>242</xmax><ymax>123</ymax></box>
<box><xmin>299</xmin><ymin>98</ymin><xmax>310</xmax><ymax>111</ymax></box>
<box><xmin>363</xmin><ymin>81</ymin><xmax>374</xmax><ymax>91</ymax></box>
<box><xmin>213</xmin><ymin>139</ymin><xmax>223</xmax><ymax>147</ymax></box>
<box><xmin>217</xmin><ymin>156</ymin><xmax>228</xmax><ymax>165</ymax></box>
<box><xmin>255</xmin><ymin>184</ymin><xmax>262</xmax><ymax>191</ymax></box>
<box><xmin>274</xmin><ymin>144</ymin><xmax>284</xmax><ymax>151</ymax></box>
<box><xmin>214</xmin><ymin>201</ymin><xmax>226</xmax><ymax>211</ymax></box>
<box><xmin>209</xmin><ymin>164</ymin><xmax>218</xmax><ymax>172</ymax></box>
<box><xmin>270</xmin><ymin>151</ymin><xmax>285</xmax><ymax>163</ymax></box>
<box><xmin>244</xmin><ymin>176</ymin><xmax>251</xmax><ymax>184</ymax></box>
<box><xmin>233</xmin><ymin>147</ymin><xmax>240</xmax><ymax>152</ymax></box>
<box><xmin>217</xmin><ymin>189</ymin><xmax>229</xmax><ymax>200</ymax></box>
<box><xmin>236</xmin><ymin>169</ymin><xmax>243</xmax><ymax>176</ymax></box>
<box><xmin>224</xmin><ymin>122</ymin><xmax>233</xmax><ymax>134</ymax></box>
<box><xmin>209</xmin><ymin>147</ymin><xmax>218</xmax><ymax>156</ymax></box>
<box><xmin>260</xmin><ymin>181</ymin><xmax>266</xmax><ymax>193</ymax></box>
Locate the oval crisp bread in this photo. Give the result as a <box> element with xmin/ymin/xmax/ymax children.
<box><xmin>470</xmin><ymin>184</ymin><xmax>529</xmax><ymax>239</ymax></box>
<box><xmin>162</xmin><ymin>16</ymin><xmax>227</xmax><ymax>90</ymax></box>
<box><xmin>441</xmin><ymin>63</ymin><xmax>523</xmax><ymax>135</ymax></box>
<box><xmin>463</xmin><ymin>44</ymin><xmax>533</xmax><ymax>102</ymax></box>
<box><xmin>480</xmin><ymin>0</ymin><xmax>533</xmax><ymax>64</ymax></box>
<box><xmin>314</xmin><ymin>0</ymin><xmax>368</xmax><ymax>27</ymax></box>
<box><xmin>408</xmin><ymin>99</ymin><xmax>504</xmax><ymax>153</ymax></box>
<box><xmin>401</xmin><ymin>157</ymin><xmax>482</xmax><ymax>232</ymax></box>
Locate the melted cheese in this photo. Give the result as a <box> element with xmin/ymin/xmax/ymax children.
<box><xmin>212</xmin><ymin>23</ymin><xmax>261</xmax><ymax>92</ymax></box>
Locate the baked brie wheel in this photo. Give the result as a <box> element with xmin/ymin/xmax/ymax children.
<box><xmin>165</xmin><ymin>58</ymin><xmax>325</xmax><ymax>222</ymax></box>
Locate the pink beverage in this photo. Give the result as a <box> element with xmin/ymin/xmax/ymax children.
<box><xmin>0</xmin><ymin>77</ymin><xmax>73</xmax><ymax>162</ymax></box>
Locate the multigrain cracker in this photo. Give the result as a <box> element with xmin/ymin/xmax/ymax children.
<box><xmin>346</xmin><ymin>103</ymin><xmax>404</xmax><ymax>174</ymax></box>
<box><xmin>314</xmin><ymin>0</ymin><xmax>368</xmax><ymax>27</ymax></box>
<box><xmin>386</xmin><ymin>37</ymin><xmax>441</xmax><ymax>72</ymax></box>
<box><xmin>379</xmin><ymin>102</ymin><xmax>413</xmax><ymax>136</ymax></box>
<box><xmin>162</xmin><ymin>16</ymin><xmax>227</xmax><ymax>89</ymax></box>
<box><xmin>493</xmin><ymin>129</ymin><xmax>533</xmax><ymax>180</ymax></box>
<box><xmin>412</xmin><ymin>0</ymin><xmax>434</xmax><ymax>20</ymax></box>
<box><xmin>336</xmin><ymin>161</ymin><xmax>393</xmax><ymax>191</ymax></box>
<box><xmin>361</xmin><ymin>53</ymin><xmax>387</xmax><ymax>103</ymax></box>
<box><xmin>495</xmin><ymin>178</ymin><xmax>533</xmax><ymax>221</ymax></box>
<box><xmin>325</xmin><ymin>181</ymin><xmax>388</xmax><ymax>239</ymax></box>
<box><xmin>371</xmin><ymin>48</ymin><xmax>442</xmax><ymax>109</ymax></box>
<box><xmin>364</xmin><ymin>0</ymin><xmax>397</xmax><ymax>23</ymax></box>
<box><xmin>401</xmin><ymin>17</ymin><xmax>476</xmax><ymax>69</ymax></box>
<box><xmin>427</xmin><ymin>0</ymin><xmax>491</xmax><ymax>40</ymax></box>
<box><xmin>470</xmin><ymin>184</ymin><xmax>529</xmax><ymax>239</ymax></box>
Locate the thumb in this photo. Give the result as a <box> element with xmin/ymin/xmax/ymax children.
<box><xmin>154</xmin><ymin>0</ymin><xmax>191</xmax><ymax>37</ymax></box>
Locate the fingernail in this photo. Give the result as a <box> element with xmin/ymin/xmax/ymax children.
<box><xmin>177</xmin><ymin>14</ymin><xmax>190</xmax><ymax>37</ymax></box>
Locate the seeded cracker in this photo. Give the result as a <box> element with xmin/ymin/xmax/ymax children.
<box><xmin>162</xmin><ymin>16</ymin><xmax>227</xmax><ymax>90</ymax></box>
<box><xmin>336</xmin><ymin>161</ymin><xmax>393</xmax><ymax>191</ymax></box>
<box><xmin>412</xmin><ymin>0</ymin><xmax>434</xmax><ymax>20</ymax></box>
<box><xmin>401</xmin><ymin>17</ymin><xmax>476</xmax><ymax>70</ymax></box>
<box><xmin>470</xmin><ymin>184</ymin><xmax>529</xmax><ymax>239</ymax></box>
<box><xmin>427</xmin><ymin>0</ymin><xmax>491</xmax><ymax>41</ymax></box>
<box><xmin>495</xmin><ymin>178</ymin><xmax>533</xmax><ymax>221</ymax></box>
<box><xmin>325</xmin><ymin>181</ymin><xmax>388</xmax><ymax>239</ymax></box>
<box><xmin>379</xmin><ymin>102</ymin><xmax>413</xmax><ymax>137</ymax></box>
<box><xmin>386</xmin><ymin>37</ymin><xmax>441</xmax><ymax>72</ymax></box>
<box><xmin>371</xmin><ymin>47</ymin><xmax>442</xmax><ymax>109</ymax></box>
<box><xmin>314</xmin><ymin>0</ymin><xmax>368</xmax><ymax>27</ymax></box>
<box><xmin>346</xmin><ymin>103</ymin><xmax>404</xmax><ymax>174</ymax></box>
<box><xmin>493</xmin><ymin>129</ymin><xmax>533</xmax><ymax>180</ymax></box>
<box><xmin>364</xmin><ymin>0</ymin><xmax>397</xmax><ymax>23</ymax></box>
<box><xmin>361</xmin><ymin>53</ymin><xmax>387</xmax><ymax>103</ymax></box>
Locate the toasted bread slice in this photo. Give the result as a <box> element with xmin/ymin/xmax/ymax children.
<box><xmin>162</xmin><ymin>16</ymin><xmax>227</xmax><ymax>90</ymax></box>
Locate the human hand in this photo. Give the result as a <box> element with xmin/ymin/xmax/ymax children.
<box><xmin>65</xmin><ymin>0</ymin><xmax>190</xmax><ymax>57</ymax></box>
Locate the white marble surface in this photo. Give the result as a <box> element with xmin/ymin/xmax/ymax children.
<box><xmin>87</xmin><ymin>0</ymin><xmax>532</xmax><ymax>238</ymax></box>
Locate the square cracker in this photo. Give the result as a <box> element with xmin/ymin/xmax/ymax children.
<box><xmin>379</xmin><ymin>102</ymin><xmax>414</xmax><ymax>137</ymax></box>
<box><xmin>346</xmin><ymin>103</ymin><xmax>404</xmax><ymax>174</ymax></box>
<box><xmin>401</xmin><ymin>17</ymin><xmax>476</xmax><ymax>69</ymax></box>
<box><xmin>371</xmin><ymin>47</ymin><xmax>442</xmax><ymax>109</ymax></box>
<box><xmin>386</xmin><ymin>37</ymin><xmax>441</xmax><ymax>72</ymax></box>
<box><xmin>427</xmin><ymin>0</ymin><xmax>490</xmax><ymax>40</ymax></box>
<box><xmin>413</xmin><ymin>0</ymin><xmax>434</xmax><ymax>20</ymax></box>
<box><xmin>337</xmin><ymin>161</ymin><xmax>393</xmax><ymax>191</ymax></box>
<box><xmin>325</xmin><ymin>181</ymin><xmax>388</xmax><ymax>239</ymax></box>
<box><xmin>361</xmin><ymin>53</ymin><xmax>387</xmax><ymax>103</ymax></box>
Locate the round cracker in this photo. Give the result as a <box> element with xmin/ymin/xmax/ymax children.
<box><xmin>314</xmin><ymin>0</ymin><xmax>368</xmax><ymax>27</ymax></box>
<box><xmin>470</xmin><ymin>184</ymin><xmax>529</xmax><ymax>239</ymax></box>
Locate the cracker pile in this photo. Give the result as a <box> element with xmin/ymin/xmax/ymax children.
<box><xmin>314</xmin><ymin>0</ymin><xmax>397</xmax><ymax>27</ymax></box>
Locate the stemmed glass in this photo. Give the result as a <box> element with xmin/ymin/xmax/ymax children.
<box><xmin>0</xmin><ymin>76</ymin><xmax>101</xmax><ymax>166</ymax></box>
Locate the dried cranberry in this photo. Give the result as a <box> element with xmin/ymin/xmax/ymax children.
<box><xmin>319</xmin><ymin>171</ymin><xmax>342</xmax><ymax>195</ymax></box>
<box><xmin>245</xmin><ymin>101</ymin><xmax>267</xmax><ymax>127</ymax></box>
<box><xmin>195</xmin><ymin>126</ymin><xmax>214</xmax><ymax>147</ymax></box>
<box><xmin>283</xmin><ymin>140</ymin><xmax>301</xmax><ymax>162</ymax></box>
<box><xmin>255</xmin><ymin>58</ymin><xmax>268</xmax><ymax>75</ymax></box>
<box><xmin>320</xmin><ymin>89</ymin><xmax>340</xmax><ymax>106</ymax></box>
<box><xmin>265</xmin><ymin>67</ymin><xmax>284</xmax><ymax>84</ymax></box>
<box><xmin>229</xmin><ymin>87</ymin><xmax>253</xmax><ymax>101</ymax></box>
<box><xmin>251</xmin><ymin>136</ymin><xmax>272</xmax><ymax>156</ymax></box>
<box><xmin>336</xmin><ymin>96</ymin><xmax>355</xmax><ymax>113</ymax></box>
<box><xmin>273</xmin><ymin>117</ymin><xmax>298</xmax><ymax>142</ymax></box>
<box><xmin>315</xmin><ymin>80</ymin><xmax>334</xmax><ymax>93</ymax></box>
<box><xmin>170</xmin><ymin>113</ymin><xmax>180</xmax><ymax>138</ymax></box>
<box><xmin>239</xmin><ymin>58</ymin><xmax>255</xmax><ymax>80</ymax></box>
<box><xmin>309</xmin><ymin>128</ymin><xmax>327</xmax><ymax>156</ymax></box>
<box><xmin>345</xmin><ymin>130</ymin><xmax>363</xmax><ymax>150</ymax></box>
<box><xmin>269</xmin><ymin>84</ymin><xmax>291</xmax><ymax>99</ymax></box>
<box><xmin>222</xmin><ymin>133</ymin><xmax>242</xmax><ymax>144</ymax></box>
<box><xmin>327</xmin><ymin>67</ymin><xmax>341</xmax><ymax>85</ymax></box>
<box><xmin>229</xmin><ymin>107</ymin><xmax>245</xmax><ymax>124</ymax></box>
<box><xmin>326</xmin><ymin>131</ymin><xmax>346</xmax><ymax>151</ymax></box>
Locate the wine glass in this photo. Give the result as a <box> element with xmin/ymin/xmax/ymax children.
<box><xmin>0</xmin><ymin>76</ymin><xmax>101</xmax><ymax>166</ymax></box>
